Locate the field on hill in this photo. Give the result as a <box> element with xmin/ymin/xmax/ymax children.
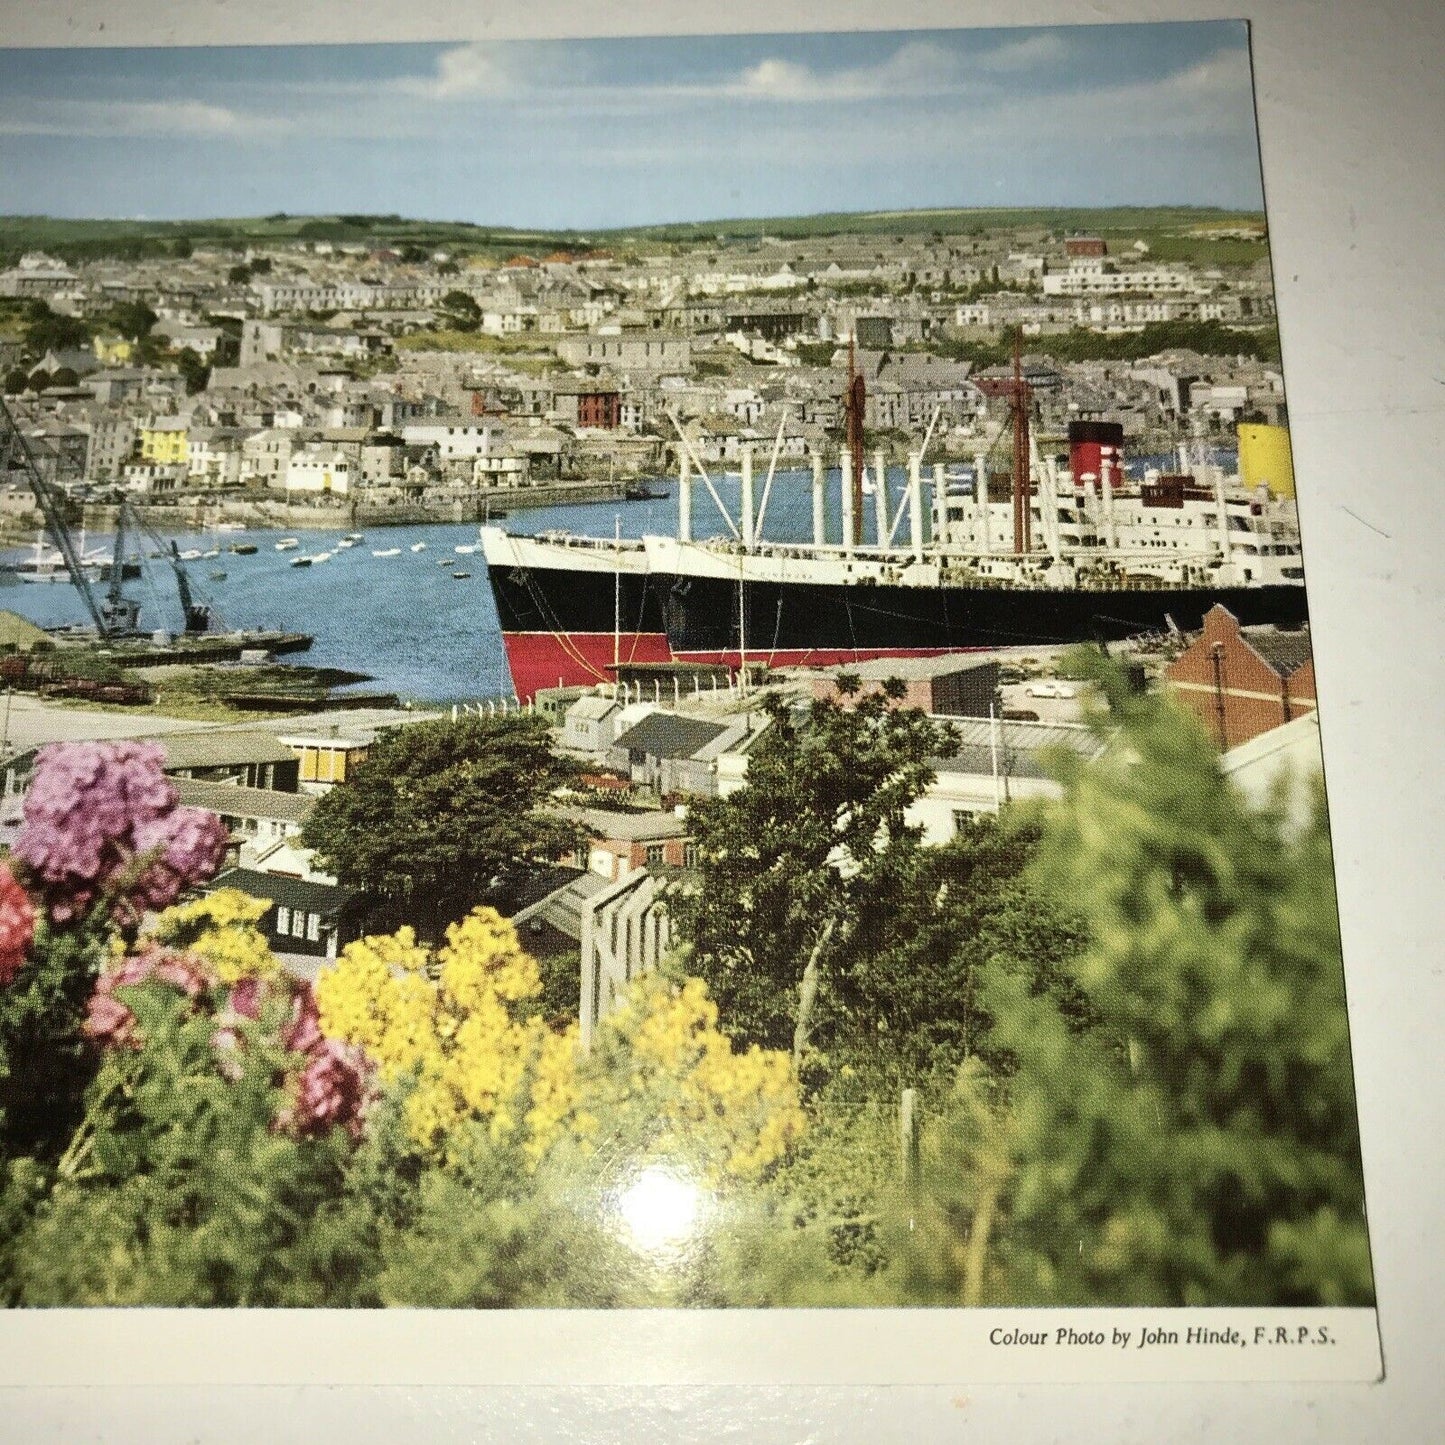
<box><xmin>0</xmin><ymin>206</ymin><xmax>1268</xmax><ymax>270</ymax></box>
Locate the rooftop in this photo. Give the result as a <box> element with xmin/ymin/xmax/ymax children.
<box><xmin>153</xmin><ymin>728</ymin><xmax>298</xmax><ymax>770</ymax></box>
<box><xmin>207</xmin><ymin>866</ymin><xmax>356</xmax><ymax>917</ymax></box>
<box><xmin>1241</xmin><ymin>624</ymin><xmax>1314</xmax><ymax>677</ymax></box>
<box><xmin>171</xmin><ymin>778</ymin><xmax>315</xmax><ymax>825</ymax></box>
<box><xmin>611</xmin><ymin>712</ymin><xmax>729</xmax><ymax>760</ymax></box>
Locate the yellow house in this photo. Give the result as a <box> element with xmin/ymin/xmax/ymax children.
<box><xmin>139</xmin><ymin>417</ymin><xmax>190</xmax><ymax>466</ymax></box>
<box><xmin>280</xmin><ymin>734</ymin><xmax>371</xmax><ymax>792</ymax></box>
<box><xmin>92</xmin><ymin>335</ymin><xmax>135</xmax><ymax>366</ymax></box>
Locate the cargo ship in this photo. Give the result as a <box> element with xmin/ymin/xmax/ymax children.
<box><xmin>481</xmin><ymin>359</ymin><xmax>1308</xmax><ymax>700</ymax></box>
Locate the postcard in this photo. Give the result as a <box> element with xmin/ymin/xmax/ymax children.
<box><xmin>0</xmin><ymin>18</ymin><xmax>1381</xmax><ymax>1384</ymax></box>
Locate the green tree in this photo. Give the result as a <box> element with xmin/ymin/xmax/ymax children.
<box><xmin>437</xmin><ymin>290</ymin><xmax>481</xmax><ymax>332</ymax></box>
<box><xmin>175</xmin><ymin>347</ymin><xmax>210</xmax><ymax>395</ymax></box>
<box><xmin>103</xmin><ymin>301</ymin><xmax>158</xmax><ymax>343</ymax></box>
<box><xmin>901</xmin><ymin>660</ymin><xmax>1374</xmax><ymax>1308</ymax></box>
<box><xmin>839</xmin><ymin>814</ymin><xmax>1087</xmax><ymax>1091</ymax></box>
<box><xmin>675</xmin><ymin>686</ymin><xmax>955</xmax><ymax>1063</ymax></box>
<box><xmin>22</xmin><ymin>304</ymin><xmax>89</xmax><ymax>355</ymax></box>
<box><xmin>300</xmin><ymin>715</ymin><xmax>579</xmax><ymax>937</ymax></box>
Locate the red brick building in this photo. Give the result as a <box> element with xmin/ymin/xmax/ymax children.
<box><xmin>1165</xmin><ymin>604</ymin><xmax>1316</xmax><ymax>748</ymax></box>
<box><xmin>1064</xmin><ymin>236</ymin><xmax>1108</xmax><ymax>258</ymax></box>
<box><xmin>576</xmin><ymin>390</ymin><xmax>621</xmax><ymax>429</ymax></box>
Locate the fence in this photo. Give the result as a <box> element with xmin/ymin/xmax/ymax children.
<box><xmin>578</xmin><ymin>868</ymin><xmax>671</xmax><ymax>1051</ymax></box>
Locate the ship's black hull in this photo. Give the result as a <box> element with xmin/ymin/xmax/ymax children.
<box><xmin>663</xmin><ymin>573</ymin><xmax>1310</xmax><ymax>656</ymax></box>
<box><xmin>488</xmin><ymin>561</ymin><xmax>667</xmax><ymax>638</ymax></box>
<box><xmin>485</xmin><ymin>551</ymin><xmax>1310</xmax><ymax>692</ymax></box>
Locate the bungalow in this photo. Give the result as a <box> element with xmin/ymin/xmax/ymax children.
<box><xmin>170</xmin><ymin>777</ymin><xmax>314</xmax><ymax>870</ymax></box>
<box><xmin>562</xmin><ymin>695</ymin><xmax>622</xmax><ymax>754</ymax></box>
<box><xmin>205</xmin><ymin>866</ymin><xmax>366</xmax><ymax>964</ymax></box>
<box><xmin>607</xmin><ymin>712</ymin><xmax>730</xmax><ymax>793</ymax></box>
<box><xmin>156</xmin><ymin>729</ymin><xmax>302</xmax><ymax>792</ymax></box>
<box><xmin>561</xmin><ymin>805</ymin><xmax>695</xmax><ymax>883</ymax></box>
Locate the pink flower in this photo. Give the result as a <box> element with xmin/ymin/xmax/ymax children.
<box><xmin>228</xmin><ymin>977</ymin><xmax>264</xmax><ymax>1021</ymax></box>
<box><xmin>282</xmin><ymin>984</ymin><xmax>323</xmax><ymax>1055</ymax></box>
<box><xmin>148</xmin><ymin>955</ymin><xmax>207</xmax><ymax>998</ymax></box>
<box><xmin>83</xmin><ymin>992</ymin><xmax>138</xmax><ymax>1049</ymax></box>
<box><xmin>289</xmin><ymin>1041</ymin><xmax>368</xmax><ymax>1140</ymax></box>
<box><xmin>0</xmin><ymin>864</ymin><xmax>36</xmax><ymax>987</ymax></box>
<box><xmin>86</xmin><ymin>944</ymin><xmax>214</xmax><ymax>1050</ymax></box>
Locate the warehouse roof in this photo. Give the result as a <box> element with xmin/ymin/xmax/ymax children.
<box><xmin>612</xmin><ymin>712</ymin><xmax>728</xmax><ymax>760</ymax></box>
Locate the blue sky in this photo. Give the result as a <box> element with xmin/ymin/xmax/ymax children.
<box><xmin>0</xmin><ymin>23</ymin><xmax>1265</xmax><ymax>227</ymax></box>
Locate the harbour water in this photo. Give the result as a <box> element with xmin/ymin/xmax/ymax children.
<box><xmin>0</xmin><ymin>452</ymin><xmax>1233</xmax><ymax>702</ymax></box>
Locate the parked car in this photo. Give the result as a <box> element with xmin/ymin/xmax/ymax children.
<box><xmin>1024</xmin><ymin>680</ymin><xmax>1077</xmax><ymax>699</ymax></box>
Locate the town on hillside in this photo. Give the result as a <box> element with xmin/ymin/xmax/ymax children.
<box><xmin>0</xmin><ymin>211</ymin><xmax>1282</xmax><ymax>535</ymax></box>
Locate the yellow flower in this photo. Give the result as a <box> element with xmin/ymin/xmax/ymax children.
<box><xmin>312</xmin><ymin>907</ymin><xmax>804</xmax><ymax>1181</ymax></box>
<box><xmin>151</xmin><ymin>889</ymin><xmax>279</xmax><ymax>983</ymax></box>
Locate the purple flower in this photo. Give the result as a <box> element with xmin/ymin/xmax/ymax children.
<box><xmin>289</xmin><ymin>1041</ymin><xmax>368</xmax><ymax>1140</ymax></box>
<box><xmin>13</xmin><ymin>742</ymin><xmax>227</xmax><ymax>924</ymax></box>
<box><xmin>129</xmin><ymin>807</ymin><xmax>230</xmax><ymax>911</ymax></box>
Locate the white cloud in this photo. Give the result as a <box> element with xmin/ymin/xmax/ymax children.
<box><xmin>731</xmin><ymin>41</ymin><xmax>971</xmax><ymax>103</ymax></box>
<box><xmin>389</xmin><ymin>43</ymin><xmax>514</xmax><ymax>100</ymax></box>
<box><xmin>724</xmin><ymin>34</ymin><xmax>1084</xmax><ymax>104</ymax></box>
<box><xmin>0</xmin><ymin>99</ymin><xmax>288</xmax><ymax>139</ymax></box>
<box><xmin>976</xmin><ymin>32</ymin><xmax>1071</xmax><ymax>72</ymax></box>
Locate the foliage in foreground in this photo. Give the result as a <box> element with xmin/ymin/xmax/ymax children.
<box><xmin>0</xmin><ymin>679</ymin><xmax>1376</xmax><ymax>1308</ymax></box>
<box><xmin>895</xmin><ymin>662</ymin><xmax>1374</xmax><ymax>1307</ymax></box>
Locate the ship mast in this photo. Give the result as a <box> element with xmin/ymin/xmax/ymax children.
<box><xmin>1010</xmin><ymin>331</ymin><xmax>1033</xmax><ymax>557</ymax></box>
<box><xmin>845</xmin><ymin>336</ymin><xmax>866</xmax><ymax>548</ymax></box>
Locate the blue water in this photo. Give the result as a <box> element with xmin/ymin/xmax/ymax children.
<box><xmin>0</xmin><ymin>452</ymin><xmax>1238</xmax><ymax>702</ymax></box>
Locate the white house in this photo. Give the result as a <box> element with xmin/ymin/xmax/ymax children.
<box><xmin>284</xmin><ymin>447</ymin><xmax>354</xmax><ymax>495</ymax></box>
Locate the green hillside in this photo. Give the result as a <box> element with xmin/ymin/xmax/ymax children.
<box><xmin>0</xmin><ymin>205</ymin><xmax>1268</xmax><ymax>268</ymax></box>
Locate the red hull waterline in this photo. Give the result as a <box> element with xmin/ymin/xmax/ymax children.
<box><xmin>500</xmin><ymin>631</ymin><xmax>985</xmax><ymax>702</ymax></box>
<box><xmin>499</xmin><ymin>630</ymin><xmax>672</xmax><ymax>701</ymax></box>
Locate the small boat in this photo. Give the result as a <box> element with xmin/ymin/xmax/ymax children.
<box><xmin>178</xmin><ymin>548</ymin><xmax>204</xmax><ymax>561</ymax></box>
<box><xmin>454</xmin><ymin>543</ymin><xmax>480</xmax><ymax>555</ymax></box>
<box><xmin>344</xmin><ymin>533</ymin><xmax>364</xmax><ymax>543</ymax></box>
<box><xmin>438</xmin><ymin>556</ymin><xmax>456</xmax><ymax>566</ymax></box>
<box><xmin>203</xmin><ymin>547</ymin><xmax>221</xmax><ymax>559</ymax></box>
<box><xmin>410</xmin><ymin>541</ymin><xmax>428</xmax><ymax>553</ymax></box>
<box><xmin>624</xmin><ymin>482</ymin><xmax>666</xmax><ymax>502</ymax></box>
<box><xmin>452</xmin><ymin>570</ymin><xmax>472</xmax><ymax>580</ymax></box>
<box><xmin>336</xmin><ymin>539</ymin><xmax>356</xmax><ymax>549</ymax></box>
<box><xmin>213</xmin><ymin>520</ymin><xmax>246</xmax><ymax>533</ymax></box>
<box><xmin>209</xmin><ymin>570</ymin><xmax>228</xmax><ymax>582</ymax></box>
<box><xmin>289</xmin><ymin>555</ymin><xmax>312</xmax><ymax>568</ymax></box>
<box><xmin>371</xmin><ymin>547</ymin><xmax>401</xmax><ymax>558</ymax></box>
<box><xmin>311</xmin><ymin>551</ymin><xmax>334</xmax><ymax>564</ymax></box>
<box><xmin>276</xmin><ymin>538</ymin><xmax>300</xmax><ymax>552</ymax></box>
<box><xmin>229</xmin><ymin>543</ymin><xmax>258</xmax><ymax>555</ymax></box>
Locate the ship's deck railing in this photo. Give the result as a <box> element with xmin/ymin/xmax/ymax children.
<box><xmin>531</xmin><ymin>530</ymin><xmax>648</xmax><ymax>553</ymax></box>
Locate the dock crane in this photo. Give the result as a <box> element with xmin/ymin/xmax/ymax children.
<box><xmin>1</xmin><ymin>394</ymin><xmax>209</xmax><ymax>639</ymax></box>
